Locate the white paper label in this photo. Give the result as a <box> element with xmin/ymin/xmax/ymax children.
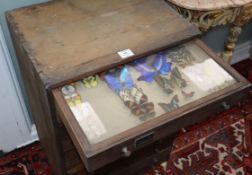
<box><xmin>181</xmin><ymin>59</ymin><xmax>234</xmax><ymax>92</ymax></box>
<box><xmin>70</xmin><ymin>102</ymin><xmax>106</xmax><ymax>140</ymax></box>
<box><xmin>117</xmin><ymin>49</ymin><xmax>135</xmax><ymax>59</ymax></box>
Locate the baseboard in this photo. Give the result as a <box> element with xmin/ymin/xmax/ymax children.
<box><xmin>231</xmin><ymin>41</ymin><xmax>252</xmax><ymax>64</ymax></box>
<box><xmin>17</xmin><ymin>124</ymin><xmax>38</xmax><ymax>149</ymax></box>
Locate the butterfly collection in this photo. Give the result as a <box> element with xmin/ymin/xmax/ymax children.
<box><xmin>62</xmin><ymin>48</ymin><xmax>196</xmax><ymax>119</ymax></box>
<box><xmin>102</xmin><ymin>66</ymin><xmax>155</xmax><ymax>120</ymax></box>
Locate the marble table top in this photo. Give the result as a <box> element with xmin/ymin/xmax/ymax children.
<box><xmin>168</xmin><ymin>0</ymin><xmax>252</xmax><ymax>10</ymax></box>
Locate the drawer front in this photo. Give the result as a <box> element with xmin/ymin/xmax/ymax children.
<box><xmin>52</xmin><ymin>39</ymin><xmax>251</xmax><ymax>172</ymax></box>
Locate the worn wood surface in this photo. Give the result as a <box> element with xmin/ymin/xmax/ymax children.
<box><xmin>52</xmin><ymin>39</ymin><xmax>251</xmax><ymax>172</ymax></box>
<box><xmin>6</xmin><ymin>0</ymin><xmax>200</xmax><ymax>89</ymax></box>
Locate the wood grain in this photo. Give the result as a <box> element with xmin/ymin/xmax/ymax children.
<box><xmin>6</xmin><ymin>0</ymin><xmax>200</xmax><ymax>89</ymax></box>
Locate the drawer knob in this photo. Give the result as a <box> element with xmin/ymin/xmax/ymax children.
<box><xmin>122</xmin><ymin>147</ymin><xmax>131</xmax><ymax>157</ymax></box>
<box><xmin>222</xmin><ymin>102</ymin><xmax>230</xmax><ymax>110</ymax></box>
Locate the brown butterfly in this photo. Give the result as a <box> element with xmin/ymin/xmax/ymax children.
<box><xmin>158</xmin><ymin>95</ymin><xmax>179</xmax><ymax>112</ymax></box>
<box><xmin>181</xmin><ymin>90</ymin><xmax>195</xmax><ymax>98</ymax></box>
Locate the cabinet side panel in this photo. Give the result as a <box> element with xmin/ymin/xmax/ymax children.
<box><xmin>6</xmin><ymin>14</ymin><xmax>65</xmax><ymax>175</ymax></box>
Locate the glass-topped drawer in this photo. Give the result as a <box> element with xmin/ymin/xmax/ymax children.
<box><xmin>60</xmin><ymin>43</ymin><xmax>236</xmax><ymax>144</ymax></box>
<box><xmin>52</xmin><ymin>39</ymin><xmax>251</xmax><ymax>172</ymax></box>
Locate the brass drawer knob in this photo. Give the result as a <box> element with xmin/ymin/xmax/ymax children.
<box><xmin>222</xmin><ymin>102</ymin><xmax>230</xmax><ymax>110</ymax></box>
<box><xmin>122</xmin><ymin>147</ymin><xmax>131</xmax><ymax>157</ymax></box>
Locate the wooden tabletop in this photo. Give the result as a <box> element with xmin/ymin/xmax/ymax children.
<box><xmin>7</xmin><ymin>0</ymin><xmax>200</xmax><ymax>89</ymax></box>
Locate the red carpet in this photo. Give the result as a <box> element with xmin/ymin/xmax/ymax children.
<box><xmin>0</xmin><ymin>142</ymin><xmax>52</xmax><ymax>175</ymax></box>
<box><xmin>0</xmin><ymin>59</ymin><xmax>251</xmax><ymax>175</ymax></box>
<box><xmin>145</xmin><ymin>59</ymin><xmax>252</xmax><ymax>175</ymax></box>
<box><xmin>145</xmin><ymin>107</ymin><xmax>252</xmax><ymax>175</ymax></box>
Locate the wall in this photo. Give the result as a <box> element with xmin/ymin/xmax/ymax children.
<box><xmin>0</xmin><ymin>0</ymin><xmax>49</xmax><ymax>61</ymax></box>
<box><xmin>201</xmin><ymin>22</ymin><xmax>252</xmax><ymax>53</ymax></box>
<box><xmin>0</xmin><ymin>26</ymin><xmax>38</xmax><ymax>152</ymax></box>
<box><xmin>0</xmin><ymin>0</ymin><xmax>50</xmax><ymax>124</ymax></box>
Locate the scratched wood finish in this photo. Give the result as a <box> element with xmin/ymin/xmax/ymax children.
<box><xmin>6</xmin><ymin>0</ymin><xmax>200</xmax><ymax>89</ymax></box>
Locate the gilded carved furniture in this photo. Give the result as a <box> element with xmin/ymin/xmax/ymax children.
<box><xmin>166</xmin><ymin>0</ymin><xmax>252</xmax><ymax>63</ymax></box>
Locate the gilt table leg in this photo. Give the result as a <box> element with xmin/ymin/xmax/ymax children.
<box><xmin>222</xmin><ymin>3</ymin><xmax>252</xmax><ymax>63</ymax></box>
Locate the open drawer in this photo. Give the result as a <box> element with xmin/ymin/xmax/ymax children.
<box><xmin>52</xmin><ymin>39</ymin><xmax>251</xmax><ymax>172</ymax></box>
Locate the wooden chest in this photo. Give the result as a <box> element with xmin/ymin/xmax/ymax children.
<box><xmin>6</xmin><ymin>0</ymin><xmax>251</xmax><ymax>174</ymax></box>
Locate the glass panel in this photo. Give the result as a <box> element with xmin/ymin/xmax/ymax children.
<box><xmin>61</xmin><ymin>42</ymin><xmax>236</xmax><ymax>144</ymax></box>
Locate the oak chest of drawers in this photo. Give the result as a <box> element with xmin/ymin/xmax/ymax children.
<box><xmin>6</xmin><ymin>0</ymin><xmax>251</xmax><ymax>174</ymax></box>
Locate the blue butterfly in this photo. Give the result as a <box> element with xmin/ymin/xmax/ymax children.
<box><xmin>138</xmin><ymin>72</ymin><xmax>157</xmax><ymax>83</ymax></box>
<box><xmin>104</xmin><ymin>73</ymin><xmax>122</xmax><ymax>93</ymax></box>
<box><xmin>131</xmin><ymin>58</ymin><xmax>157</xmax><ymax>83</ymax></box>
<box><xmin>153</xmin><ymin>52</ymin><xmax>172</xmax><ymax>75</ymax></box>
<box><xmin>120</xmin><ymin>67</ymin><xmax>134</xmax><ymax>89</ymax></box>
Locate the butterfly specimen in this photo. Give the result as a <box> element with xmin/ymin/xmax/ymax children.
<box><xmin>131</xmin><ymin>102</ymin><xmax>155</xmax><ymax>119</ymax></box>
<box><xmin>154</xmin><ymin>75</ymin><xmax>173</xmax><ymax>94</ymax></box>
<box><xmin>181</xmin><ymin>90</ymin><xmax>195</xmax><ymax>98</ymax></box>
<box><xmin>171</xmin><ymin>67</ymin><xmax>187</xmax><ymax>88</ymax></box>
<box><xmin>130</xmin><ymin>87</ymin><xmax>148</xmax><ymax>105</ymax></box>
<box><xmin>104</xmin><ymin>73</ymin><xmax>122</xmax><ymax>93</ymax></box>
<box><xmin>120</xmin><ymin>67</ymin><xmax>134</xmax><ymax>89</ymax></box>
<box><xmin>153</xmin><ymin>52</ymin><xmax>172</xmax><ymax>75</ymax></box>
<box><xmin>137</xmin><ymin>72</ymin><xmax>157</xmax><ymax>83</ymax></box>
<box><xmin>82</xmin><ymin>76</ymin><xmax>98</xmax><ymax>88</ymax></box>
<box><xmin>168</xmin><ymin>46</ymin><xmax>196</xmax><ymax>68</ymax></box>
<box><xmin>154</xmin><ymin>67</ymin><xmax>186</xmax><ymax>94</ymax></box>
<box><xmin>130</xmin><ymin>58</ymin><xmax>157</xmax><ymax>83</ymax></box>
<box><xmin>103</xmin><ymin>67</ymin><xmax>155</xmax><ymax>119</ymax></box>
<box><xmin>158</xmin><ymin>95</ymin><xmax>179</xmax><ymax>112</ymax></box>
<box><xmin>104</xmin><ymin>66</ymin><xmax>135</xmax><ymax>92</ymax></box>
<box><xmin>119</xmin><ymin>89</ymin><xmax>138</xmax><ymax>109</ymax></box>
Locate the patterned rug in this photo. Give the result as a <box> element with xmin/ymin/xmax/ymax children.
<box><xmin>145</xmin><ymin>107</ymin><xmax>252</xmax><ymax>175</ymax></box>
<box><xmin>145</xmin><ymin>59</ymin><xmax>252</xmax><ymax>175</ymax></box>
<box><xmin>0</xmin><ymin>59</ymin><xmax>251</xmax><ymax>175</ymax></box>
<box><xmin>0</xmin><ymin>142</ymin><xmax>52</xmax><ymax>175</ymax></box>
